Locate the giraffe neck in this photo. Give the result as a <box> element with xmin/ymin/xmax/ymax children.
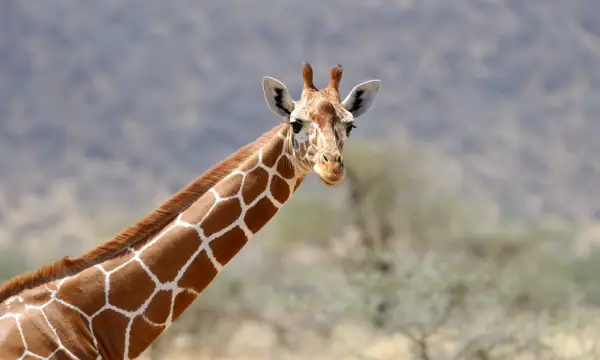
<box><xmin>62</xmin><ymin>126</ymin><xmax>304</xmax><ymax>359</ymax></box>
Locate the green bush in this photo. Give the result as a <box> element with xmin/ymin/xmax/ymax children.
<box><xmin>0</xmin><ymin>250</ymin><xmax>27</xmax><ymax>283</ymax></box>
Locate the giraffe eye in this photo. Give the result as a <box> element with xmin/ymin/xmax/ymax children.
<box><xmin>346</xmin><ymin>123</ymin><xmax>357</xmax><ymax>137</ymax></box>
<box><xmin>291</xmin><ymin>121</ymin><xmax>303</xmax><ymax>134</ymax></box>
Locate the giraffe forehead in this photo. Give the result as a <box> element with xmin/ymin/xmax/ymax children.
<box><xmin>295</xmin><ymin>97</ymin><xmax>347</xmax><ymax>129</ymax></box>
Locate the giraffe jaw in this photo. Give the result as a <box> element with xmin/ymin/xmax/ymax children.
<box><xmin>314</xmin><ymin>164</ymin><xmax>346</xmax><ymax>186</ymax></box>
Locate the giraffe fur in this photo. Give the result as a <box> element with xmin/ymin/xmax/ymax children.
<box><xmin>0</xmin><ymin>62</ymin><xmax>381</xmax><ymax>359</ymax></box>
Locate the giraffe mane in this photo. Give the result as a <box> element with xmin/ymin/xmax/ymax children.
<box><xmin>0</xmin><ymin>124</ymin><xmax>287</xmax><ymax>303</ymax></box>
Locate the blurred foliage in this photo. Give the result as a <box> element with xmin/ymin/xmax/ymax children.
<box><xmin>5</xmin><ymin>2</ymin><xmax>600</xmax><ymax>357</ymax></box>
<box><xmin>0</xmin><ymin>249</ymin><xmax>25</xmax><ymax>284</ymax></box>
<box><xmin>141</xmin><ymin>140</ymin><xmax>600</xmax><ymax>359</ymax></box>
<box><xmin>5</xmin><ymin>0</ymin><xmax>600</xmax><ymax>229</ymax></box>
<box><xmin>262</xmin><ymin>199</ymin><xmax>343</xmax><ymax>252</ymax></box>
<box><xmin>4</xmin><ymin>140</ymin><xmax>600</xmax><ymax>359</ymax></box>
<box><xmin>571</xmin><ymin>249</ymin><xmax>600</xmax><ymax>306</ymax></box>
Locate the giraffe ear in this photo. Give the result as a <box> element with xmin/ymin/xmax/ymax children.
<box><xmin>262</xmin><ymin>77</ymin><xmax>296</xmax><ymax>118</ymax></box>
<box><xmin>342</xmin><ymin>80</ymin><xmax>381</xmax><ymax>118</ymax></box>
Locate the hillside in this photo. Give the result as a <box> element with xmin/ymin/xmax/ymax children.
<box><xmin>2</xmin><ymin>0</ymin><xmax>600</xmax><ymax>257</ymax></box>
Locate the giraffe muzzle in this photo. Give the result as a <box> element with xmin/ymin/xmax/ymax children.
<box><xmin>314</xmin><ymin>151</ymin><xmax>346</xmax><ymax>185</ymax></box>
<box><xmin>320</xmin><ymin>152</ymin><xmax>342</xmax><ymax>165</ymax></box>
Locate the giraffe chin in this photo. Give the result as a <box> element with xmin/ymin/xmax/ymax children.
<box><xmin>314</xmin><ymin>165</ymin><xmax>346</xmax><ymax>186</ymax></box>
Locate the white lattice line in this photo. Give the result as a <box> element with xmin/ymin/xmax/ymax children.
<box><xmin>0</xmin><ymin>130</ymin><xmax>310</xmax><ymax>360</ymax></box>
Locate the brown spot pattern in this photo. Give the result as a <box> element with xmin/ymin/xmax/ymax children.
<box><xmin>139</xmin><ymin>226</ymin><xmax>198</xmax><ymax>283</ymax></box>
<box><xmin>56</xmin><ymin>267</ymin><xmax>105</xmax><ymax>317</ymax></box>
<box><xmin>101</xmin><ymin>252</ymin><xmax>135</xmax><ymax>273</ymax></box>
<box><xmin>0</xmin><ymin>103</ymin><xmax>320</xmax><ymax>357</ymax></box>
<box><xmin>241</xmin><ymin>167</ymin><xmax>269</xmax><ymax>205</ymax></box>
<box><xmin>20</xmin><ymin>315</ymin><xmax>55</xmax><ymax>357</ymax></box>
<box><xmin>177</xmin><ymin>251</ymin><xmax>218</xmax><ymax>293</ymax></box>
<box><xmin>262</xmin><ymin>139</ymin><xmax>283</xmax><ymax>167</ymax></box>
<box><xmin>44</xmin><ymin>282</ymin><xmax>59</xmax><ymax>292</ymax></box>
<box><xmin>209</xmin><ymin>227</ymin><xmax>248</xmax><ymax>265</ymax></box>
<box><xmin>128</xmin><ymin>315</ymin><xmax>165</xmax><ymax>359</ymax></box>
<box><xmin>276</xmin><ymin>156</ymin><xmax>295</xmax><ymax>179</ymax></box>
<box><xmin>309</xmin><ymin>102</ymin><xmax>334</xmax><ymax>128</ymax></box>
<box><xmin>213</xmin><ymin>173</ymin><xmax>243</xmax><ymax>197</ymax></box>
<box><xmin>180</xmin><ymin>190</ymin><xmax>217</xmax><ymax>224</ymax></box>
<box><xmin>172</xmin><ymin>291</ymin><xmax>196</xmax><ymax>321</ymax></box>
<box><xmin>144</xmin><ymin>290</ymin><xmax>172</xmax><ymax>325</ymax></box>
<box><xmin>51</xmin><ymin>350</ymin><xmax>77</xmax><ymax>360</ymax></box>
<box><xmin>238</xmin><ymin>152</ymin><xmax>259</xmax><ymax>171</ymax></box>
<box><xmin>23</xmin><ymin>287</ymin><xmax>52</xmax><ymax>305</ymax></box>
<box><xmin>0</xmin><ymin>317</ymin><xmax>25</xmax><ymax>355</ymax></box>
<box><xmin>109</xmin><ymin>262</ymin><xmax>155</xmax><ymax>312</ymax></box>
<box><xmin>244</xmin><ymin>198</ymin><xmax>278</xmax><ymax>234</ymax></box>
<box><xmin>201</xmin><ymin>197</ymin><xmax>242</xmax><ymax>237</ymax></box>
<box><xmin>92</xmin><ymin>309</ymin><xmax>129</xmax><ymax>359</ymax></box>
<box><xmin>270</xmin><ymin>175</ymin><xmax>290</xmax><ymax>204</ymax></box>
<box><xmin>47</xmin><ymin>302</ymin><xmax>98</xmax><ymax>358</ymax></box>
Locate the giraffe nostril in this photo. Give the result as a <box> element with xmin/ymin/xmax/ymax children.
<box><xmin>321</xmin><ymin>152</ymin><xmax>342</xmax><ymax>164</ymax></box>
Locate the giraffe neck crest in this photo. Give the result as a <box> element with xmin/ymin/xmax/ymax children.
<box><xmin>0</xmin><ymin>124</ymin><xmax>290</xmax><ymax>304</ymax></box>
<box><xmin>0</xmin><ymin>123</ymin><xmax>305</xmax><ymax>359</ymax></box>
<box><xmin>0</xmin><ymin>62</ymin><xmax>383</xmax><ymax>359</ymax></box>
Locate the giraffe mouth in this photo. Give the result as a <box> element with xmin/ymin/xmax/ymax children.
<box><xmin>320</xmin><ymin>177</ymin><xmax>343</xmax><ymax>186</ymax></box>
<box><xmin>314</xmin><ymin>163</ymin><xmax>346</xmax><ymax>186</ymax></box>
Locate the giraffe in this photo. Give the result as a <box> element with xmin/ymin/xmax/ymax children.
<box><xmin>0</xmin><ymin>62</ymin><xmax>381</xmax><ymax>360</ymax></box>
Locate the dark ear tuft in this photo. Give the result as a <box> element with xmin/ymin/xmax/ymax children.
<box><xmin>345</xmin><ymin>89</ymin><xmax>364</xmax><ymax>113</ymax></box>
<box><xmin>263</xmin><ymin>77</ymin><xmax>296</xmax><ymax>117</ymax></box>
<box><xmin>274</xmin><ymin>88</ymin><xmax>291</xmax><ymax>115</ymax></box>
<box><xmin>342</xmin><ymin>80</ymin><xmax>381</xmax><ymax>118</ymax></box>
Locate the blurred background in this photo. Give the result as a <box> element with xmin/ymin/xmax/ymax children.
<box><xmin>3</xmin><ymin>1</ymin><xmax>600</xmax><ymax>359</ymax></box>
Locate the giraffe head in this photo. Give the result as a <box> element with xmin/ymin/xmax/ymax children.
<box><xmin>262</xmin><ymin>62</ymin><xmax>381</xmax><ymax>185</ymax></box>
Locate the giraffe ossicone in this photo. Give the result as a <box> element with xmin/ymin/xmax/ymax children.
<box><xmin>0</xmin><ymin>62</ymin><xmax>381</xmax><ymax>359</ymax></box>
